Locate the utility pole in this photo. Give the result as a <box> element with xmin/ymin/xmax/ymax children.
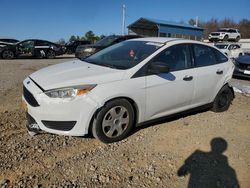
<box><xmin>122</xmin><ymin>4</ymin><xmax>126</xmax><ymax>35</ymax></box>
<box><xmin>195</xmin><ymin>16</ymin><xmax>199</xmax><ymax>27</ymax></box>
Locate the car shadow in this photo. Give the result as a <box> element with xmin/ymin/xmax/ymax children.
<box><xmin>130</xmin><ymin>104</ymin><xmax>210</xmax><ymax>136</ymax></box>
<box><xmin>177</xmin><ymin>137</ymin><xmax>240</xmax><ymax>188</ymax></box>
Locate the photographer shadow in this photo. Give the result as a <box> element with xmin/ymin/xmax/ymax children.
<box><xmin>177</xmin><ymin>137</ymin><xmax>240</xmax><ymax>188</ymax></box>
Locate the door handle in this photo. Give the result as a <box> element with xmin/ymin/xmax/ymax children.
<box><xmin>216</xmin><ymin>70</ymin><xmax>223</xmax><ymax>75</ymax></box>
<box><xmin>183</xmin><ymin>76</ymin><xmax>193</xmax><ymax>81</ymax></box>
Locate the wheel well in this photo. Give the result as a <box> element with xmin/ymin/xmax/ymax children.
<box><xmin>88</xmin><ymin>97</ymin><xmax>139</xmax><ymax>135</ymax></box>
<box><xmin>222</xmin><ymin>83</ymin><xmax>235</xmax><ymax>98</ymax></box>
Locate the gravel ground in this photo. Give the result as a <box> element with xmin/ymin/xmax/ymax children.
<box><xmin>0</xmin><ymin>56</ymin><xmax>249</xmax><ymax>188</ymax></box>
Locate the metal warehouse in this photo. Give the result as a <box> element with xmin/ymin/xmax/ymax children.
<box><xmin>128</xmin><ymin>17</ymin><xmax>204</xmax><ymax>40</ymax></box>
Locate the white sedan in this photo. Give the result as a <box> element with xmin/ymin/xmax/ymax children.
<box><xmin>23</xmin><ymin>38</ymin><xmax>235</xmax><ymax>143</ymax></box>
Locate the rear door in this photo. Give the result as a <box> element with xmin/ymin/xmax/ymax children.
<box><xmin>34</xmin><ymin>40</ymin><xmax>50</xmax><ymax>57</ymax></box>
<box><xmin>145</xmin><ymin>44</ymin><xmax>195</xmax><ymax>120</ymax></box>
<box><xmin>191</xmin><ymin>44</ymin><xmax>227</xmax><ymax>106</ymax></box>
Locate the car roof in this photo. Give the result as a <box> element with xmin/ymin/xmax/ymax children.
<box><xmin>128</xmin><ymin>37</ymin><xmax>181</xmax><ymax>43</ymax></box>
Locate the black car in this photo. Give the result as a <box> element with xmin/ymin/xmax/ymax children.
<box><xmin>0</xmin><ymin>39</ymin><xmax>65</xmax><ymax>59</ymax></box>
<box><xmin>0</xmin><ymin>38</ymin><xmax>19</xmax><ymax>44</ymax></box>
<box><xmin>75</xmin><ymin>35</ymin><xmax>142</xmax><ymax>59</ymax></box>
<box><xmin>233</xmin><ymin>55</ymin><xmax>250</xmax><ymax>78</ymax></box>
<box><xmin>65</xmin><ymin>40</ymin><xmax>90</xmax><ymax>54</ymax></box>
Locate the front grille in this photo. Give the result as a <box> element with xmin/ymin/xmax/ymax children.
<box><xmin>211</xmin><ymin>33</ymin><xmax>220</xmax><ymax>36</ymax></box>
<box><xmin>238</xmin><ymin>63</ymin><xmax>250</xmax><ymax>70</ymax></box>
<box><xmin>23</xmin><ymin>85</ymin><xmax>39</xmax><ymax>107</ymax></box>
<box><xmin>42</xmin><ymin>120</ymin><xmax>76</xmax><ymax>131</ymax></box>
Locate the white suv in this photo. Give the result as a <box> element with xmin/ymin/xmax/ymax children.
<box><xmin>22</xmin><ymin>38</ymin><xmax>235</xmax><ymax>143</ymax></box>
<box><xmin>215</xmin><ymin>43</ymin><xmax>244</xmax><ymax>58</ymax></box>
<box><xmin>209</xmin><ymin>28</ymin><xmax>241</xmax><ymax>42</ymax></box>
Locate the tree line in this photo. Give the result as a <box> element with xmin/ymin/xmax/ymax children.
<box><xmin>56</xmin><ymin>18</ymin><xmax>250</xmax><ymax>44</ymax></box>
<box><xmin>189</xmin><ymin>18</ymin><xmax>250</xmax><ymax>39</ymax></box>
<box><xmin>57</xmin><ymin>30</ymin><xmax>105</xmax><ymax>45</ymax></box>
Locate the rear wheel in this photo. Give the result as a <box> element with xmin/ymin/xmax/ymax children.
<box><xmin>212</xmin><ymin>85</ymin><xmax>234</xmax><ymax>112</ymax></box>
<box><xmin>2</xmin><ymin>50</ymin><xmax>14</xmax><ymax>59</ymax></box>
<box><xmin>46</xmin><ymin>50</ymin><xmax>56</xmax><ymax>59</ymax></box>
<box><xmin>92</xmin><ymin>99</ymin><xmax>134</xmax><ymax>143</ymax></box>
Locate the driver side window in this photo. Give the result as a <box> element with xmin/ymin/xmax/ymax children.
<box><xmin>151</xmin><ymin>44</ymin><xmax>192</xmax><ymax>72</ymax></box>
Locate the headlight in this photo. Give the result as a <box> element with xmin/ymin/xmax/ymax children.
<box><xmin>84</xmin><ymin>48</ymin><xmax>95</xmax><ymax>53</ymax></box>
<box><xmin>44</xmin><ymin>85</ymin><xmax>96</xmax><ymax>98</ymax></box>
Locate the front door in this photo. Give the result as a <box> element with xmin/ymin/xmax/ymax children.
<box><xmin>17</xmin><ymin>40</ymin><xmax>35</xmax><ymax>57</ymax></box>
<box><xmin>145</xmin><ymin>44</ymin><xmax>195</xmax><ymax>120</ymax></box>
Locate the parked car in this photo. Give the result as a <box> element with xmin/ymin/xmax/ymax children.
<box><xmin>209</xmin><ymin>28</ymin><xmax>241</xmax><ymax>42</ymax></box>
<box><xmin>0</xmin><ymin>38</ymin><xmax>19</xmax><ymax>44</ymax></box>
<box><xmin>75</xmin><ymin>35</ymin><xmax>142</xmax><ymax>59</ymax></box>
<box><xmin>65</xmin><ymin>40</ymin><xmax>91</xmax><ymax>54</ymax></box>
<box><xmin>0</xmin><ymin>39</ymin><xmax>65</xmax><ymax>59</ymax></box>
<box><xmin>233</xmin><ymin>55</ymin><xmax>250</xmax><ymax>78</ymax></box>
<box><xmin>215</xmin><ymin>43</ymin><xmax>244</xmax><ymax>58</ymax></box>
<box><xmin>23</xmin><ymin>38</ymin><xmax>234</xmax><ymax>143</ymax></box>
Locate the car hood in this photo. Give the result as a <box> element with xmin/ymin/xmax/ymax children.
<box><xmin>29</xmin><ymin>59</ymin><xmax>125</xmax><ymax>90</ymax></box>
<box><xmin>236</xmin><ymin>55</ymin><xmax>250</xmax><ymax>64</ymax></box>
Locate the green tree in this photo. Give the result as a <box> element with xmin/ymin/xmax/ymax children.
<box><xmin>56</xmin><ymin>38</ymin><xmax>66</xmax><ymax>45</ymax></box>
<box><xmin>69</xmin><ymin>35</ymin><xmax>76</xmax><ymax>42</ymax></box>
<box><xmin>188</xmin><ymin>18</ymin><xmax>196</xmax><ymax>26</ymax></box>
<box><xmin>85</xmin><ymin>31</ymin><xmax>96</xmax><ymax>43</ymax></box>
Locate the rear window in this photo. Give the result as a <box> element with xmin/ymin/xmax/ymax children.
<box><xmin>193</xmin><ymin>44</ymin><xmax>217</xmax><ymax>67</ymax></box>
<box><xmin>213</xmin><ymin>48</ymin><xmax>228</xmax><ymax>63</ymax></box>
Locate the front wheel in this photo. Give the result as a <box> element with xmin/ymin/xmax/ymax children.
<box><xmin>211</xmin><ymin>85</ymin><xmax>234</xmax><ymax>112</ymax></box>
<box><xmin>92</xmin><ymin>99</ymin><xmax>135</xmax><ymax>143</ymax></box>
<box><xmin>235</xmin><ymin>36</ymin><xmax>240</xmax><ymax>42</ymax></box>
<box><xmin>223</xmin><ymin>35</ymin><xmax>229</xmax><ymax>41</ymax></box>
<box><xmin>2</xmin><ymin>50</ymin><xmax>14</xmax><ymax>59</ymax></box>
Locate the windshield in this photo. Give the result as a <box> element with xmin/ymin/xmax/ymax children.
<box><xmin>84</xmin><ymin>40</ymin><xmax>163</xmax><ymax>70</ymax></box>
<box><xmin>215</xmin><ymin>44</ymin><xmax>228</xmax><ymax>49</ymax></box>
<box><xmin>95</xmin><ymin>36</ymin><xmax>120</xmax><ymax>46</ymax></box>
<box><xmin>218</xmin><ymin>29</ymin><xmax>229</xmax><ymax>32</ymax></box>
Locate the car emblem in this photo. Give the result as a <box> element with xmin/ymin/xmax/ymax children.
<box><xmin>247</xmin><ymin>65</ymin><xmax>250</xmax><ymax>69</ymax></box>
<box><xmin>27</xmin><ymin>81</ymin><xmax>30</xmax><ymax>84</ymax></box>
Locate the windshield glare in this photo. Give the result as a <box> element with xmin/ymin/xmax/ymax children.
<box><xmin>215</xmin><ymin>44</ymin><xmax>228</xmax><ymax>49</ymax></box>
<box><xmin>95</xmin><ymin>36</ymin><xmax>119</xmax><ymax>46</ymax></box>
<box><xmin>84</xmin><ymin>41</ymin><xmax>163</xmax><ymax>69</ymax></box>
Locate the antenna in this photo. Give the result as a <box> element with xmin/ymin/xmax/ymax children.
<box><xmin>122</xmin><ymin>4</ymin><xmax>126</xmax><ymax>35</ymax></box>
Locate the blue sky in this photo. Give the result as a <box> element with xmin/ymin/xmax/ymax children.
<box><xmin>0</xmin><ymin>0</ymin><xmax>249</xmax><ymax>42</ymax></box>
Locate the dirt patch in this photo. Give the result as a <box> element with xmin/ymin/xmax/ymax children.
<box><xmin>0</xmin><ymin>58</ymin><xmax>249</xmax><ymax>187</ymax></box>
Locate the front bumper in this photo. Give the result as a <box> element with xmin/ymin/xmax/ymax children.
<box><xmin>209</xmin><ymin>35</ymin><xmax>224</xmax><ymax>41</ymax></box>
<box><xmin>233</xmin><ymin>68</ymin><xmax>250</xmax><ymax>78</ymax></box>
<box><xmin>22</xmin><ymin>77</ymin><xmax>99</xmax><ymax>136</ymax></box>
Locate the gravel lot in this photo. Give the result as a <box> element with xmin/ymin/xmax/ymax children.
<box><xmin>0</xmin><ymin>56</ymin><xmax>249</xmax><ymax>187</ymax></box>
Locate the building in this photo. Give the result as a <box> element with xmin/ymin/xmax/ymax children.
<box><xmin>128</xmin><ymin>17</ymin><xmax>204</xmax><ymax>40</ymax></box>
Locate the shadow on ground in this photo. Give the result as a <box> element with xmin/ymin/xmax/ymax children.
<box><xmin>177</xmin><ymin>137</ymin><xmax>240</xmax><ymax>188</ymax></box>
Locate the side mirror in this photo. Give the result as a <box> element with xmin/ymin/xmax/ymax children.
<box><xmin>148</xmin><ymin>62</ymin><xmax>170</xmax><ymax>74</ymax></box>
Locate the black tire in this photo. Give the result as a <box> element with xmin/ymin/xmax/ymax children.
<box><xmin>2</xmin><ymin>50</ymin><xmax>14</xmax><ymax>59</ymax></box>
<box><xmin>223</xmin><ymin>35</ymin><xmax>229</xmax><ymax>41</ymax></box>
<box><xmin>211</xmin><ymin>85</ymin><xmax>234</xmax><ymax>112</ymax></box>
<box><xmin>67</xmin><ymin>49</ymin><xmax>73</xmax><ymax>54</ymax></box>
<box><xmin>46</xmin><ymin>50</ymin><xmax>56</xmax><ymax>59</ymax></box>
<box><xmin>236</xmin><ymin>36</ymin><xmax>240</xmax><ymax>42</ymax></box>
<box><xmin>92</xmin><ymin>99</ymin><xmax>135</xmax><ymax>143</ymax></box>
